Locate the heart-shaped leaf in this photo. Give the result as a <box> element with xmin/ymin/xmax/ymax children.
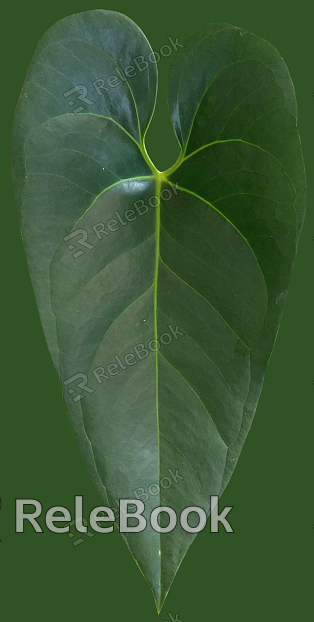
<box><xmin>12</xmin><ymin>11</ymin><xmax>306</xmax><ymax>611</ymax></box>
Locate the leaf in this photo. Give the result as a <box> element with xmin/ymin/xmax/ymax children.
<box><xmin>12</xmin><ymin>12</ymin><xmax>306</xmax><ymax>611</ymax></box>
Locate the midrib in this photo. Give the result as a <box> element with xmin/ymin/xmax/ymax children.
<box><xmin>153</xmin><ymin>172</ymin><xmax>162</xmax><ymax>595</ymax></box>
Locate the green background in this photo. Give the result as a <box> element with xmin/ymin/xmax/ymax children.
<box><xmin>1</xmin><ymin>0</ymin><xmax>313</xmax><ymax>619</ymax></box>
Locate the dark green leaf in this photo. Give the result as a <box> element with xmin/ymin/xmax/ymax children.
<box><xmin>12</xmin><ymin>12</ymin><xmax>306</xmax><ymax>611</ymax></box>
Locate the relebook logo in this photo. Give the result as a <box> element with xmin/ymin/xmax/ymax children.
<box><xmin>15</xmin><ymin>496</ymin><xmax>234</xmax><ymax>534</ymax></box>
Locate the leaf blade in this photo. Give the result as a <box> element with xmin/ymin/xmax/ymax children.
<box><xmin>12</xmin><ymin>14</ymin><xmax>306</xmax><ymax>611</ymax></box>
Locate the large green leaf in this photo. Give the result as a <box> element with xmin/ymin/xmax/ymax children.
<box><xmin>12</xmin><ymin>11</ymin><xmax>306</xmax><ymax>611</ymax></box>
